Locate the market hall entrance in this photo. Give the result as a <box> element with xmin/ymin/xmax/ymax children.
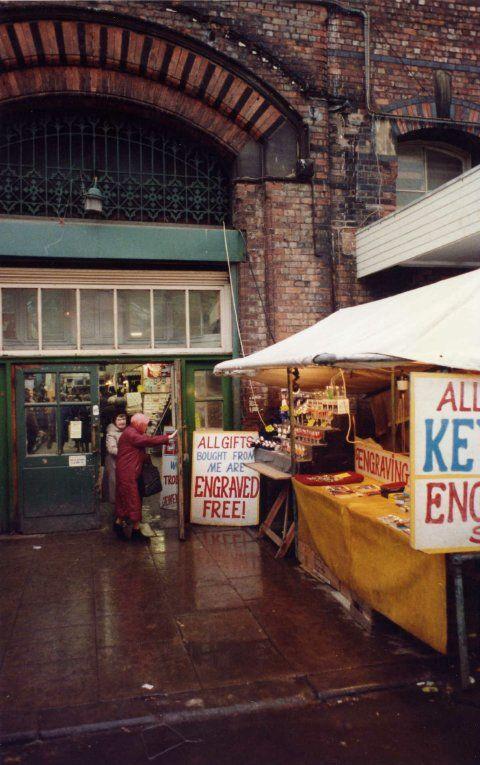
<box><xmin>15</xmin><ymin>365</ymin><xmax>100</xmax><ymax>534</ymax></box>
<box><xmin>99</xmin><ymin>362</ymin><xmax>178</xmax><ymax>531</ymax></box>
<box><xmin>14</xmin><ymin>360</ymin><xmax>230</xmax><ymax>534</ymax></box>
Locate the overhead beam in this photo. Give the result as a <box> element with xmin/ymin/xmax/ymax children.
<box><xmin>0</xmin><ymin>218</ymin><xmax>245</xmax><ymax>263</ymax></box>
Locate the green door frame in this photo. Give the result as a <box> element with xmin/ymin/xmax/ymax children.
<box><xmin>184</xmin><ymin>360</ymin><xmax>233</xmax><ymax>448</ymax></box>
<box><xmin>183</xmin><ymin>359</ymin><xmax>232</xmax><ymax>525</ymax></box>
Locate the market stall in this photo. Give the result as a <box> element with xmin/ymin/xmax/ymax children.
<box><xmin>294</xmin><ymin>476</ymin><xmax>446</xmax><ymax>652</ymax></box>
<box><xmin>214</xmin><ymin>270</ymin><xmax>480</xmax><ymax>665</ymax></box>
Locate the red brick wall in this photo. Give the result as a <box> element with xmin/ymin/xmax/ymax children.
<box><xmin>2</xmin><ymin>0</ymin><xmax>480</xmax><ymax>429</ymax></box>
<box><xmin>325</xmin><ymin>0</ymin><xmax>480</xmax><ymax>303</ymax></box>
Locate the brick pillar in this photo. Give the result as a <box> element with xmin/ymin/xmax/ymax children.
<box><xmin>264</xmin><ymin>181</ymin><xmax>331</xmax><ymax>340</ymax></box>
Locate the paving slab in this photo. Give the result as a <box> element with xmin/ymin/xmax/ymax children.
<box><xmin>175</xmin><ymin>607</ymin><xmax>267</xmax><ymax>643</ymax></box>
<box><xmin>184</xmin><ymin>639</ymin><xmax>296</xmax><ymax>688</ymax></box>
<box><xmin>97</xmin><ymin>639</ymin><xmax>200</xmax><ymax>701</ymax></box>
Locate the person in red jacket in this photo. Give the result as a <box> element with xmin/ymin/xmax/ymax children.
<box><xmin>114</xmin><ymin>412</ymin><xmax>177</xmax><ymax>539</ymax></box>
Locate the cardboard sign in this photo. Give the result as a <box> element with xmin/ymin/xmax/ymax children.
<box><xmin>354</xmin><ymin>438</ymin><xmax>410</xmax><ymax>485</ymax></box>
<box><xmin>410</xmin><ymin>373</ymin><xmax>480</xmax><ymax>553</ymax></box>
<box><xmin>190</xmin><ymin>431</ymin><xmax>260</xmax><ymax>526</ymax></box>
<box><xmin>126</xmin><ymin>392</ymin><xmax>142</xmax><ymax>413</ymax></box>
<box><xmin>159</xmin><ymin>426</ymin><xmax>178</xmax><ymax>511</ymax></box>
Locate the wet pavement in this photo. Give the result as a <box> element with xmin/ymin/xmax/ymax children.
<box><xmin>0</xmin><ymin>523</ymin><xmax>450</xmax><ymax>745</ymax></box>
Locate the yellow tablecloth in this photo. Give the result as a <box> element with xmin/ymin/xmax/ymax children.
<box><xmin>293</xmin><ymin>479</ymin><xmax>447</xmax><ymax>653</ymax></box>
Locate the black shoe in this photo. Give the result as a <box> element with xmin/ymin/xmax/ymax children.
<box><xmin>113</xmin><ymin>520</ymin><xmax>126</xmax><ymax>539</ymax></box>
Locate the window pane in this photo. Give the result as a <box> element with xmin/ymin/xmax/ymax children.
<box><xmin>60</xmin><ymin>373</ymin><xmax>91</xmax><ymax>402</ymax></box>
<box><xmin>194</xmin><ymin>370</ymin><xmax>222</xmax><ymax>399</ymax></box>
<box><xmin>60</xmin><ymin>405</ymin><xmax>92</xmax><ymax>453</ymax></box>
<box><xmin>154</xmin><ymin>290</ymin><xmax>186</xmax><ymax>347</ymax></box>
<box><xmin>195</xmin><ymin>401</ymin><xmax>223</xmax><ymax>429</ymax></box>
<box><xmin>24</xmin><ymin>372</ymin><xmax>56</xmax><ymax>403</ymax></box>
<box><xmin>42</xmin><ymin>289</ymin><xmax>77</xmax><ymax>349</ymax></box>
<box><xmin>396</xmin><ymin>147</ymin><xmax>425</xmax><ymax>191</ymax></box>
<box><xmin>426</xmin><ymin>149</ymin><xmax>463</xmax><ymax>190</ymax></box>
<box><xmin>80</xmin><ymin>290</ymin><xmax>114</xmax><ymax>349</ymax></box>
<box><xmin>189</xmin><ymin>291</ymin><xmax>221</xmax><ymax>348</ymax></box>
<box><xmin>396</xmin><ymin>190</ymin><xmax>424</xmax><ymax>209</ymax></box>
<box><xmin>25</xmin><ymin>406</ymin><xmax>57</xmax><ymax>455</ymax></box>
<box><xmin>2</xmin><ymin>288</ymin><xmax>38</xmax><ymax>349</ymax></box>
<box><xmin>118</xmin><ymin>290</ymin><xmax>151</xmax><ymax>347</ymax></box>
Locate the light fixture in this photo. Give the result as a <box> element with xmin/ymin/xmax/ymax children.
<box><xmin>84</xmin><ymin>178</ymin><xmax>103</xmax><ymax>215</ymax></box>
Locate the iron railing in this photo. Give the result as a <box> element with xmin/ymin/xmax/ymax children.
<box><xmin>0</xmin><ymin>113</ymin><xmax>231</xmax><ymax>225</ymax></box>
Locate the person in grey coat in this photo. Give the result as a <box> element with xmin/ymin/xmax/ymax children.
<box><xmin>102</xmin><ymin>412</ymin><xmax>127</xmax><ymax>503</ymax></box>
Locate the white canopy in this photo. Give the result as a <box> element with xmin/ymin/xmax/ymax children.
<box><xmin>215</xmin><ymin>269</ymin><xmax>480</xmax><ymax>390</ymax></box>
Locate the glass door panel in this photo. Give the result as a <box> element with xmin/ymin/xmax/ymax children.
<box><xmin>60</xmin><ymin>406</ymin><xmax>93</xmax><ymax>453</ymax></box>
<box><xmin>185</xmin><ymin>362</ymin><xmax>232</xmax><ymax>443</ymax></box>
<box><xmin>25</xmin><ymin>406</ymin><xmax>57</xmax><ymax>455</ymax></box>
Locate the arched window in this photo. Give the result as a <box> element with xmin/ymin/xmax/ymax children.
<box><xmin>0</xmin><ymin>111</ymin><xmax>232</xmax><ymax>225</ymax></box>
<box><xmin>396</xmin><ymin>142</ymin><xmax>470</xmax><ymax>208</ymax></box>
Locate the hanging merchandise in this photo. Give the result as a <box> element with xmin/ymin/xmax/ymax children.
<box><xmin>252</xmin><ymin>376</ymin><xmax>352</xmax><ymax>467</ymax></box>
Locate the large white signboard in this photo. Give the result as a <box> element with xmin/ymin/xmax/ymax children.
<box><xmin>190</xmin><ymin>431</ymin><xmax>260</xmax><ymax>526</ymax></box>
<box><xmin>411</xmin><ymin>373</ymin><xmax>480</xmax><ymax>552</ymax></box>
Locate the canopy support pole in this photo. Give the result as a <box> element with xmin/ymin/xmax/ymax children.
<box><xmin>287</xmin><ymin>368</ymin><xmax>297</xmax><ymax>475</ymax></box>
<box><xmin>390</xmin><ymin>369</ymin><xmax>396</xmax><ymax>453</ymax></box>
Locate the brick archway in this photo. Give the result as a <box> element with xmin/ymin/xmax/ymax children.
<box><xmin>383</xmin><ymin>99</ymin><xmax>480</xmax><ymax>138</ymax></box>
<box><xmin>0</xmin><ymin>7</ymin><xmax>304</xmax><ymax>154</ymax></box>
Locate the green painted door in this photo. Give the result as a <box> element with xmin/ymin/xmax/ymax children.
<box><xmin>15</xmin><ymin>365</ymin><xmax>100</xmax><ymax>533</ymax></box>
<box><xmin>185</xmin><ymin>362</ymin><xmax>233</xmax><ymax>444</ymax></box>
<box><xmin>184</xmin><ymin>361</ymin><xmax>232</xmax><ymax>522</ymax></box>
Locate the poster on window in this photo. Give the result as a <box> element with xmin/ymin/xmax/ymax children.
<box><xmin>410</xmin><ymin>372</ymin><xmax>480</xmax><ymax>553</ymax></box>
<box><xmin>190</xmin><ymin>431</ymin><xmax>260</xmax><ymax>526</ymax></box>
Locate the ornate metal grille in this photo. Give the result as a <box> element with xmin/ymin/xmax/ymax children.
<box><xmin>0</xmin><ymin>113</ymin><xmax>231</xmax><ymax>224</ymax></box>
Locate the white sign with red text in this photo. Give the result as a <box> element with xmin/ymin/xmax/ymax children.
<box><xmin>159</xmin><ymin>426</ymin><xmax>178</xmax><ymax>511</ymax></box>
<box><xmin>411</xmin><ymin>373</ymin><xmax>480</xmax><ymax>553</ymax></box>
<box><xmin>190</xmin><ymin>431</ymin><xmax>260</xmax><ymax>526</ymax></box>
<box><xmin>354</xmin><ymin>438</ymin><xmax>410</xmax><ymax>485</ymax></box>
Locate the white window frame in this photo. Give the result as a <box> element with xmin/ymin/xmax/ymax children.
<box><xmin>396</xmin><ymin>141</ymin><xmax>471</xmax><ymax>207</ymax></box>
<box><xmin>0</xmin><ymin>283</ymin><xmax>232</xmax><ymax>357</ymax></box>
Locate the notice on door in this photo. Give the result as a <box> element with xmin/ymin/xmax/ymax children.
<box><xmin>69</xmin><ymin>454</ymin><xmax>86</xmax><ymax>467</ymax></box>
<box><xmin>190</xmin><ymin>431</ymin><xmax>260</xmax><ymax>526</ymax></box>
<box><xmin>411</xmin><ymin>372</ymin><xmax>480</xmax><ymax>552</ymax></box>
<box><xmin>68</xmin><ymin>420</ymin><xmax>82</xmax><ymax>440</ymax></box>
